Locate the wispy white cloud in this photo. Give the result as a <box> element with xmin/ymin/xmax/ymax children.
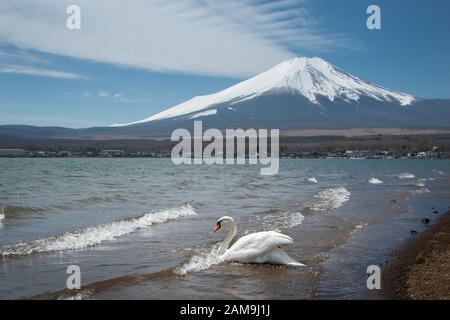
<box><xmin>0</xmin><ymin>48</ymin><xmax>50</xmax><ymax>65</ymax></box>
<box><xmin>0</xmin><ymin>0</ymin><xmax>352</xmax><ymax>77</ymax></box>
<box><xmin>98</xmin><ymin>90</ymin><xmax>110</xmax><ymax>97</ymax></box>
<box><xmin>0</xmin><ymin>114</ymin><xmax>107</xmax><ymax>128</ymax></box>
<box><xmin>0</xmin><ymin>64</ymin><xmax>87</xmax><ymax>79</ymax></box>
<box><xmin>98</xmin><ymin>91</ymin><xmax>141</xmax><ymax>102</ymax></box>
<box><xmin>0</xmin><ymin>47</ymin><xmax>86</xmax><ymax>79</ymax></box>
<box><xmin>119</xmin><ymin>97</ymin><xmax>141</xmax><ymax>103</ymax></box>
<box><xmin>73</xmin><ymin>90</ymin><xmax>140</xmax><ymax>103</ymax></box>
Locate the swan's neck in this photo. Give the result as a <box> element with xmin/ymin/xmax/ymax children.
<box><xmin>218</xmin><ymin>221</ymin><xmax>237</xmax><ymax>256</ymax></box>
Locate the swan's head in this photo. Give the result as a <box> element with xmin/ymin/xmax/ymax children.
<box><xmin>211</xmin><ymin>216</ymin><xmax>234</xmax><ymax>233</ymax></box>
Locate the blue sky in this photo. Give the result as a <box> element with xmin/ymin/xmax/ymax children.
<box><xmin>0</xmin><ymin>0</ymin><xmax>449</xmax><ymax>128</ymax></box>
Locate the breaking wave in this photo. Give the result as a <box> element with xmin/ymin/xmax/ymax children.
<box><xmin>258</xmin><ymin>211</ymin><xmax>305</xmax><ymax>232</ymax></box>
<box><xmin>397</xmin><ymin>173</ymin><xmax>415</xmax><ymax>179</ymax></box>
<box><xmin>59</xmin><ymin>290</ymin><xmax>94</xmax><ymax>300</ymax></box>
<box><xmin>0</xmin><ymin>204</ymin><xmax>197</xmax><ymax>258</ymax></box>
<box><xmin>309</xmin><ymin>187</ymin><xmax>351</xmax><ymax>212</ymax></box>
<box><xmin>306</xmin><ymin>177</ymin><xmax>318</xmax><ymax>183</ymax></box>
<box><xmin>0</xmin><ymin>205</ymin><xmax>46</xmax><ymax>216</ymax></box>
<box><xmin>176</xmin><ymin>245</ymin><xmax>222</xmax><ymax>275</ymax></box>
<box><xmin>413</xmin><ymin>181</ymin><xmax>431</xmax><ymax>193</ymax></box>
<box><xmin>368</xmin><ymin>178</ymin><xmax>383</xmax><ymax>184</ymax></box>
<box><xmin>348</xmin><ymin>222</ymin><xmax>369</xmax><ymax>237</ymax></box>
<box><xmin>415</xmin><ymin>181</ymin><xmax>426</xmax><ymax>188</ymax></box>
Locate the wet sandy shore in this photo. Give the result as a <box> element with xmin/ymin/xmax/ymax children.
<box><xmin>381</xmin><ymin>211</ymin><xmax>450</xmax><ymax>300</ymax></box>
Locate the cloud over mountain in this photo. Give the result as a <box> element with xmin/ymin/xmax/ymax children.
<box><xmin>0</xmin><ymin>0</ymin><xmax>349</xmax><ymax>77</ymax></box>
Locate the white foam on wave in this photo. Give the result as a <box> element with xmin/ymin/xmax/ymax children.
<box><xmin>306</xmin><ymin>177</ymin><xmax>318</xmax><ymax>183</ymax></box>
<box><xmin>368</xmin><ymin>178</ymin><xmax>383</xmax><ymax>184</ymax></box>
<box><xmin>415</xmin><ymin>182</ymin><xmax>426</xmax><ymax>188</ymax></box>
<box><xmin>176</xmin><ymin>245</ymin><xmax>222</xmax><ymax>275</ymax></box>
<box><xmin>0</xmin><ymin>204</ymin><xmax>197</xmax><ymax>257</ymax></box>
<box><xmin>397</xmin><ymin>173</ymin><xmax>415</xmax><ymax>179</ymax></box>
<box><xmin>414</xmin><ymin>186</ymin><xmax>431</xmax><ymax>194</ymax></box>
<box><xmin>415</xmin><ymin>188</ymin><xmax>431</xmax><ymax>194</ymax></box>
<box><xmin>259</xmin><ymin>211</ymin><xmax>305</xmax><ymax>232</ymax></box>
<box><xmin>282</xmin><ymin>211</ymin><xmax>305</xmax><ymax>228</ymax></box>
<box><xmin>349</xmin><ymin>222</ymin><xmax>369</xmax><ymax>237</ymax></box>
<box><xmin>59</xmin><ymin>289</ymin><xmax>94</xmax><ymax>300</ymax></box>
<box><xmin>0</xmin><ymin>207</ymin><xmax>5</xmax><ymax>221</ymax></box>
<box><xmin>309</xmin><ymin>187</ymin><xmax>351</xmax><ymax>212</ymax></box>
<box><xmin>348</xmin><ymin>222</ymin><xmax>369</xmax><ymax>237</ymax></box>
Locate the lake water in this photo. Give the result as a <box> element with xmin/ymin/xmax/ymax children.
<box><xmin>0</xmin><ymin>159</ymin><xmax>449</xmax><ymax>299</ymax></box>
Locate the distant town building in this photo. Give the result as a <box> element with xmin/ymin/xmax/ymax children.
<box><xmin>416</xmin><ymin>152</ymin><xmax>427</xmax><ymax>158</ymax></box>
<box><xmin>100</xmin><ymin>150</ymin><xmax>126</xmax><ymax>157</ymax></box>
<box><xmin>0</xmin><ymin>149</ymin><xmax>26</xmax><ymax>157</ymax></box>
<box><xmin>432</xmin><ymin>146</ymin><xmax>440</xmax><ymax>152</ymax></box>
<box><xmin>57</xmin><ymin>151</ymin><xmax>72</xmax><ymax>157</ymax></box>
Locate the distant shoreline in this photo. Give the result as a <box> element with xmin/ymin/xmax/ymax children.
<box><xmin>0</xmin><ymin>132</ymin><xmax>449</xmax><ymax>159</ymax></box>
<box><xmin>1</xmin><ymin>155</ymin><xmax>449</xmax><ymax>160</ymax></box>
<box><xmin>381</xmin><ymin>211</ymin><xmax>450</xmax><ymax>300</ymax></box>
<box><xmin>282</xmin><ymin>128</ymin><xmax>450</xmax><ymax>137</ymax></box>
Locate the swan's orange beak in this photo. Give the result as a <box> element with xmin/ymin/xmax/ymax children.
<box><xmin>211</xmin><ymin>223</ymin><xmax>221</xmax><ymax>233</ymax></box>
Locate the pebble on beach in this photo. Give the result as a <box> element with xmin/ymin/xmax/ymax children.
<box><xmin>421</xmin><ymin>217</ymin><xmax>431</xmax><ymax>224</ymax></box>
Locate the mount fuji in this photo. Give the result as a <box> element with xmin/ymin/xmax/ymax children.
<box><xmin>104</xmin><ymin>56</ymin><xmax>450</xmax><ymax>136</ymax></box>
<box><xmin>1</xmin><ymin>57</ymin><xmax>450</xmax><ymax>139</ymax></box>
<box><xmin>116</xmin><ymin>57</ymin><xmax>415</xmax><ymax>126</ymax></box>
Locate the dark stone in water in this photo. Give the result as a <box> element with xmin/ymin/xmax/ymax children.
<box><xmin>421</xmin><ymin>217</ymin><xmax>431</xmax><ymax>224</ymax></box>
<box><xmin>433</xmin><ymin>210</ymin><xmax>439</xmax><ymax>214</ymax></box>
<box><xmin>391</xmin><ymin>200</ymin><xmax>397</xmax><ymax>203</ymax></box>
<box><xmin>411</xmin><ymin>230</ymin><xmax>418</xmax><ymax>235</ymax></box>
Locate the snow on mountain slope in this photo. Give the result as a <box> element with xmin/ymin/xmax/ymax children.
<box><xmin>114</xmin><ymin>57</ymin><xmax>415</xmax><ymax>127</ymax></box>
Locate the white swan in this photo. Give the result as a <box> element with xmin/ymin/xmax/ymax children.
<box><xmin>212</xmin><ymin>216</ymin><xmax>305</xmax><ymax>267</ymax></box>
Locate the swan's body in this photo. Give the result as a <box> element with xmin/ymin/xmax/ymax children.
<box><xmin>212</xmin><ymin>216</ymin><xmax>304</xmax><ymax>267</ymax></box>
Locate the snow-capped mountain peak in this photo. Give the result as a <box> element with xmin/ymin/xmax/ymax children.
<box><xmin>114</xmin><ymin>57</ymin><xmax>415</xmax><ymax>126</ymax></box>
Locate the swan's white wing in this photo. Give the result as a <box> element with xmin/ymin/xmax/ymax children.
<box><xmin>223</xmin><ymin>231</ymin><xmax>293</xmax><ymax>263</ymax></box>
